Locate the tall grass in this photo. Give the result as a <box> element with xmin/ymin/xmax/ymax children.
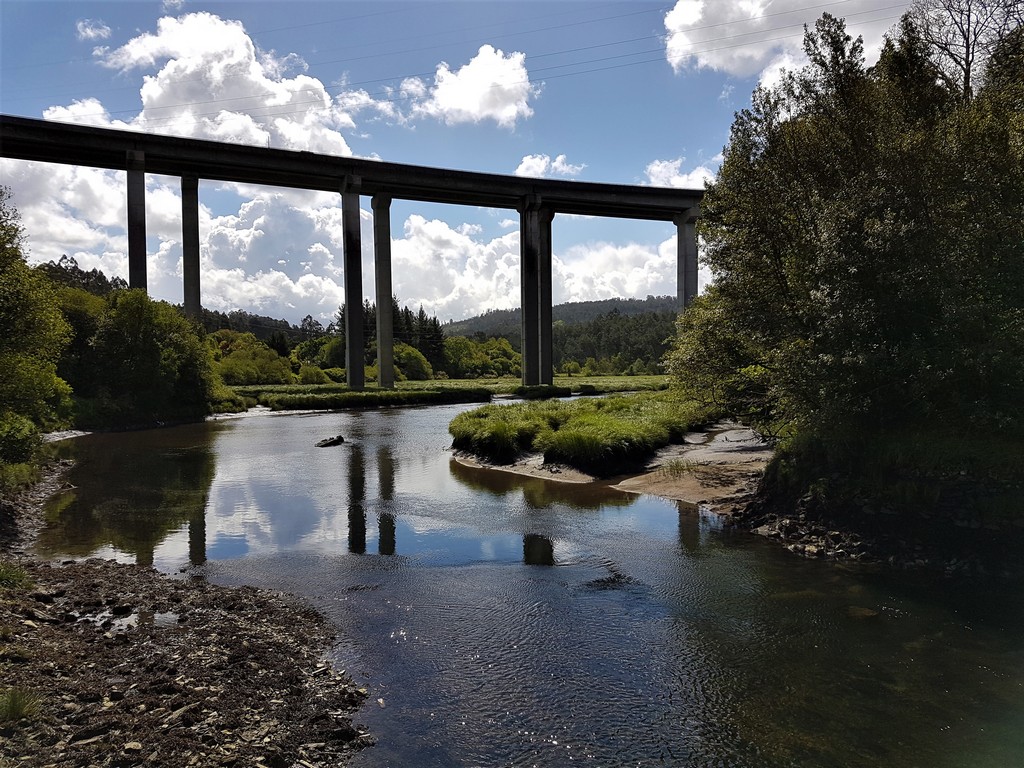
<box><xmin>450</xmin><ymin>392</ymin><xmax>714</xmax><ymax>475</ymax></box>
<box><xmin>0</xmin><ymin>687</ymin><xmax>41</xmax><ymax>723</ymax></box>
<box><xmin>227</xmin><ymin>375</ymin><xmax>672</xmax><ymax>410</ymax></box>
<box><xmin>0</xmin><ymin>562</ymin><xmax>33</xmax><ymax>591</ymax></box>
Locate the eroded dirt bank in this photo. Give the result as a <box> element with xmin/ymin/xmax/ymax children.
<box><xmin>0</xmin><ymin>463</ymin><xmax>369</xmax><ymax>768</ymax></box>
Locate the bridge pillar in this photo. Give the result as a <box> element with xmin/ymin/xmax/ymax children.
<box><xmin>675</xmin><ymin>207</ymin><xmax>699</xmax><ymax>310</ymax></box>
<box><xmin>342</xmin><ymin>176</ymin><xmax>364</xmax><ymax>390</ymax></box>
<box><xmin>538</xmin><ymin>207</ymin><xmax>554</xmax><ymax>386</ymax></box>
<box><xmin>519</xmin><ymin>196</ymin><xmax>554</xmax><ymax>386</ymax></box>
<box><xmin>181</xmin><ymin>175</ymin><xmax>201</xmax><ymax>319</ymax></box>
<box><xmin>372</xmin><ymin>194</ymin><xmax>394</xmax><ymax>389</ymax></box>
<box><xmin>126</xmin><ymin>151</ymin><xmax>147</xmax><ymax>291</ymax></box>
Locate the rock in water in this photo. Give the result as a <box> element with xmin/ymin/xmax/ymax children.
<box><xmin>316</xmin><ymin>435</ymin><xmax>345</xmax><ymax>447</ymax></box>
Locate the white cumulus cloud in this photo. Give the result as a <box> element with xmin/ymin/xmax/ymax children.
<box><xmin>645</xmin><ymin>157</ymin><xmax>716</xmax><ymax>189</ymax></box>
<box><xmin>514</xmin><ymin>153</ymin><xmax>586</xmax><ymax>178</ymax></box>
<box><xmin>409</xmin><ymin>44</ymin><xmax>538</xmax><ymax>128</ymax></box>
<box><xmin>93</xmin><ymin>12</ymin><xmax>356</xmax><ymax>154</ymax></box>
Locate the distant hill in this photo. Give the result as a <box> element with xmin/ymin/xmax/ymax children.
<box><xmin>444</xmin><ymin>295</ymin><xmax>679</xmax><ymax>340</ymax></box>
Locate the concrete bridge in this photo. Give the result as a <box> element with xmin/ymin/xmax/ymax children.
<box><xmin>0</xmin><ymin>114</ymin><xmax>703</xmax><ymax>388</ymax></box>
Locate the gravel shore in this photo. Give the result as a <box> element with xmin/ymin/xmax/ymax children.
<box><xmin>0</xmin><ymin>462</ymin><xmax>370</xmax><ymax>768</ymax></box>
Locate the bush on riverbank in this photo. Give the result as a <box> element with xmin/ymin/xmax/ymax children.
<box><xmin>449</xmin><ymin>393</ymin><xmax>714</xmax><ymax>476</ymax></box>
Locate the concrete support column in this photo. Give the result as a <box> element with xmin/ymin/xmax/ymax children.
<box><xmin>126</xmin><ymin>151</ymin><xmax>147</xmax><ymax>291</ymax></box>
<box><xmin>519</xmin><ymin>196</ymin><xmax>555</xmax><ymax>386</ymax></box>
<box><xmin>372</xmin><ymin>194</ymin><xmax>394</xmax><ymax>389</ymax></box>
<box><xmin>675</xmin><ymin>207</ymin><xmax>699</xmax><ymax>310</ymax></box>
<box><xmin>519</xmin><ymin>197</ymin><xmax>541</xmax><ymax>386</ymax></box>
<box><xmin>341</xmin><ymin>177</ymin><xmax>364</xmax><ymax>390</ymax></box>
<box><xmin>181</xmin><ymin>175</ymin><xmax>201</xmax><ymax>319</ymax></box>
<box><xmin>538</xmin><ymin>208</ymin><xmax>554</xmax><ymax>385</ymax></box>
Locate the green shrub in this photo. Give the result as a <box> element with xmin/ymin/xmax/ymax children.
<box><xmin>0</xmin><ymin>687</ymin><xmax>41</xmax><ymax>723</ymax></box>
<box><xmin>0</xmin><ymin>561</ymin><xmax>33</xmax><ymax>591</ymax></box>
<box><xmin>208</xmin><ymin>382</ymin><xmax>249</xmax><ymax>414</ymax></box>
<box><xmin>298</xmin><ymin>364</ymin><xmax>329</xmax><ymax>385</ymax></box>
<box><xmin>0</xmin><ymin>413</ymin><xmax>39</xmax><ymax>465</ymax></box>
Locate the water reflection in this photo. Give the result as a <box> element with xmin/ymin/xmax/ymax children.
<box><xmin>523</xmin><ymin>533</ymin><xmax>555</xmax><ymax>565</ymax></box>
<box><xmin>35</xmin><ymin>409</ymin><xmax>1024</xmax><ymax>768</ymax></box>
<box><xmin>447</xmin><ymin>457</ymin><xmax>632</xmax><ymax>509</ymax></box>
<box><xmin>347</xmin><ymin>443</ymin><xmax>367</xmax><ymax>554</ymax></box>
<box><xmin>39</xmin><ymin>429</ymin><xmax>217</xmax><ymax>566</ymax></box>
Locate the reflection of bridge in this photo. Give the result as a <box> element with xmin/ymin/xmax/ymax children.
<box><xmin>0</xmin><ymin>114</ymin><xmax>703</xmax><ymax>387</ymax></box>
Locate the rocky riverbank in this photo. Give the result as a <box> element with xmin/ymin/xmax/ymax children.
<box><xmin>0</xmin><ymin>462</ymin><xmax>370</xmax><ymax>767</ymax></box>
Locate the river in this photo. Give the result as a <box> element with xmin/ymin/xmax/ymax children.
<box><xmin>39</xmin><ymin>405</ymin><xmax>1024</xmax><ymax>767</ymax></box>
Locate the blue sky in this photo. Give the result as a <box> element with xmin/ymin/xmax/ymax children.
<box><xmin>0</xmin><ymin>0</ymin><xmax>910</xmax><ymax>324</ymax></box>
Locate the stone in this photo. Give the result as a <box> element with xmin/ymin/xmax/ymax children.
<box><xmin>315</xmin><ymin>435</ymin><xmax>345</xmax><ymax>447</ymax></box>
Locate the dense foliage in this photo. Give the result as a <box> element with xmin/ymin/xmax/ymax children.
<box><xmin>666</xmin><ymin>8</ymin><xmax>1024</xmax><ymax>523</ymax></box>
<box><xmin>667</xmin><ymin>12</ymin><xmax>1024</xmax><ymax>439</ymax></box>
<box><xmin>74</xmin><ymin>290</ymin><xmax>215</xmax><ymax>428</ymax></box>
<box><xmin>0</xmin><ymin>226</ymin><xmax>218</xmax><ymax>455</ymax></box>
<box><xmin>0</xmin><ymin>188</ymin><xmax>71</xmax><ymax>469</ymax></box>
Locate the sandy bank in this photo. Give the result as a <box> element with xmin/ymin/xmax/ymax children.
<box><xmin>454</xmin><ymin>421</ymin><xmax>774</xmax><ymax>514</ymax></box>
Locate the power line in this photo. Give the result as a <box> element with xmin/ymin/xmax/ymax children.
<box><xmin>31</xmin><ymin>2</ymin><xmax>906</xmax><ymax>131</ymax></box>
<box><xmin>2</xmin><ymin>0</ymin><xmax>907</xmax><ymax>126</ymax></box>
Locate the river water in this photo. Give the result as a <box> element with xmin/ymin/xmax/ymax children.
<box><xmin>39</xmin><ymin>405</ymin><xmax>1024</xmax><ymax>767</ymax></box>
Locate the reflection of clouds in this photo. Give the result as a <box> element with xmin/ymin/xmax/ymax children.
<box><xmin>198</xmin><ymin>411</ymin><xmax>679</xmax><ymax>564</ymax></box>
<box><xmin>152</xmin><ymin>528</ymin><xmax>192</xmax><ymax>571</ymax></box>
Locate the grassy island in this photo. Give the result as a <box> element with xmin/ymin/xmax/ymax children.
<box><xmin>449</xmin><ymin>392</ymin><xmax>714</xmax><ymax>476</ymax></box>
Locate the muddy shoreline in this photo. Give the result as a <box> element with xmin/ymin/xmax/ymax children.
<box><xmin>0</xmin><ymin>462</ymin><xmax>370</xmax><ymax>767</ymax></box>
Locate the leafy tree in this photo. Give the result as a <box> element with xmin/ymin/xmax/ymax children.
<box><xmin>266</xmin><ymin>330</ymin><xmax>292</xmax><ymax>357</ymax></box>
<box><xmin>83</xmin><ymin>290</ymin><xmax>214</xmax><ymax>428</ymax></box>
<box><xmin>299</xmin><ymin>314</ymin><xmax>325</xmax><ymax>341</ymax></box>
<box><xmin>209</xmin><ymin>330</ymin><xmax>294</xmax><ymax>385</ymax></box>
<box><xmin>0</xmin><ymin>187</ymin><xmax>71</xmax><ymax>463</ymax></box>
<box><xmin>668</xmin><ymin>12</ymin><xmax>1024</xmax><ymax>436</ymax></box>
<box><xmin>36</xmin><ymin>254</ymin><xmax>128</xmax><ymax>296</ymax></box>
<box><xmin>51</xmin><ymin>285</ymin><xmax>106</xmax><ymax>397</ymax></box>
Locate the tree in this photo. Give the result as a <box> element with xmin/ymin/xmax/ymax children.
<box><xmin>84</xmin><ymin>290</ymin><xmax>214</xmax><ymax>427</ymax></box>
<box><xmin>209</xmin><ymin>330</ymin><xmax>294</xmax><ymax>385</ymax></box>
<box><xmin>909</xmin><ymin>0</ymin><xmax>1023</xmax><ymax>100</ymax></box>
<box><xmin>36</xmin><ymin>254</ymin><xmax>127</xmax><ymax>295</ymax></box>
<box><xmin>0</xmin><ymin>187</ymin><xmax>71</xmax><ymax>462</ymax></box>
<box><xmin>299</xmin><ymin>314</ymin><xmax>324</xmax><ymax>341</ymax></box>
<box><xmin>668</xmin><ymin>12</ymin><xmax>1024</xmax><ymax>436</ymax></box>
